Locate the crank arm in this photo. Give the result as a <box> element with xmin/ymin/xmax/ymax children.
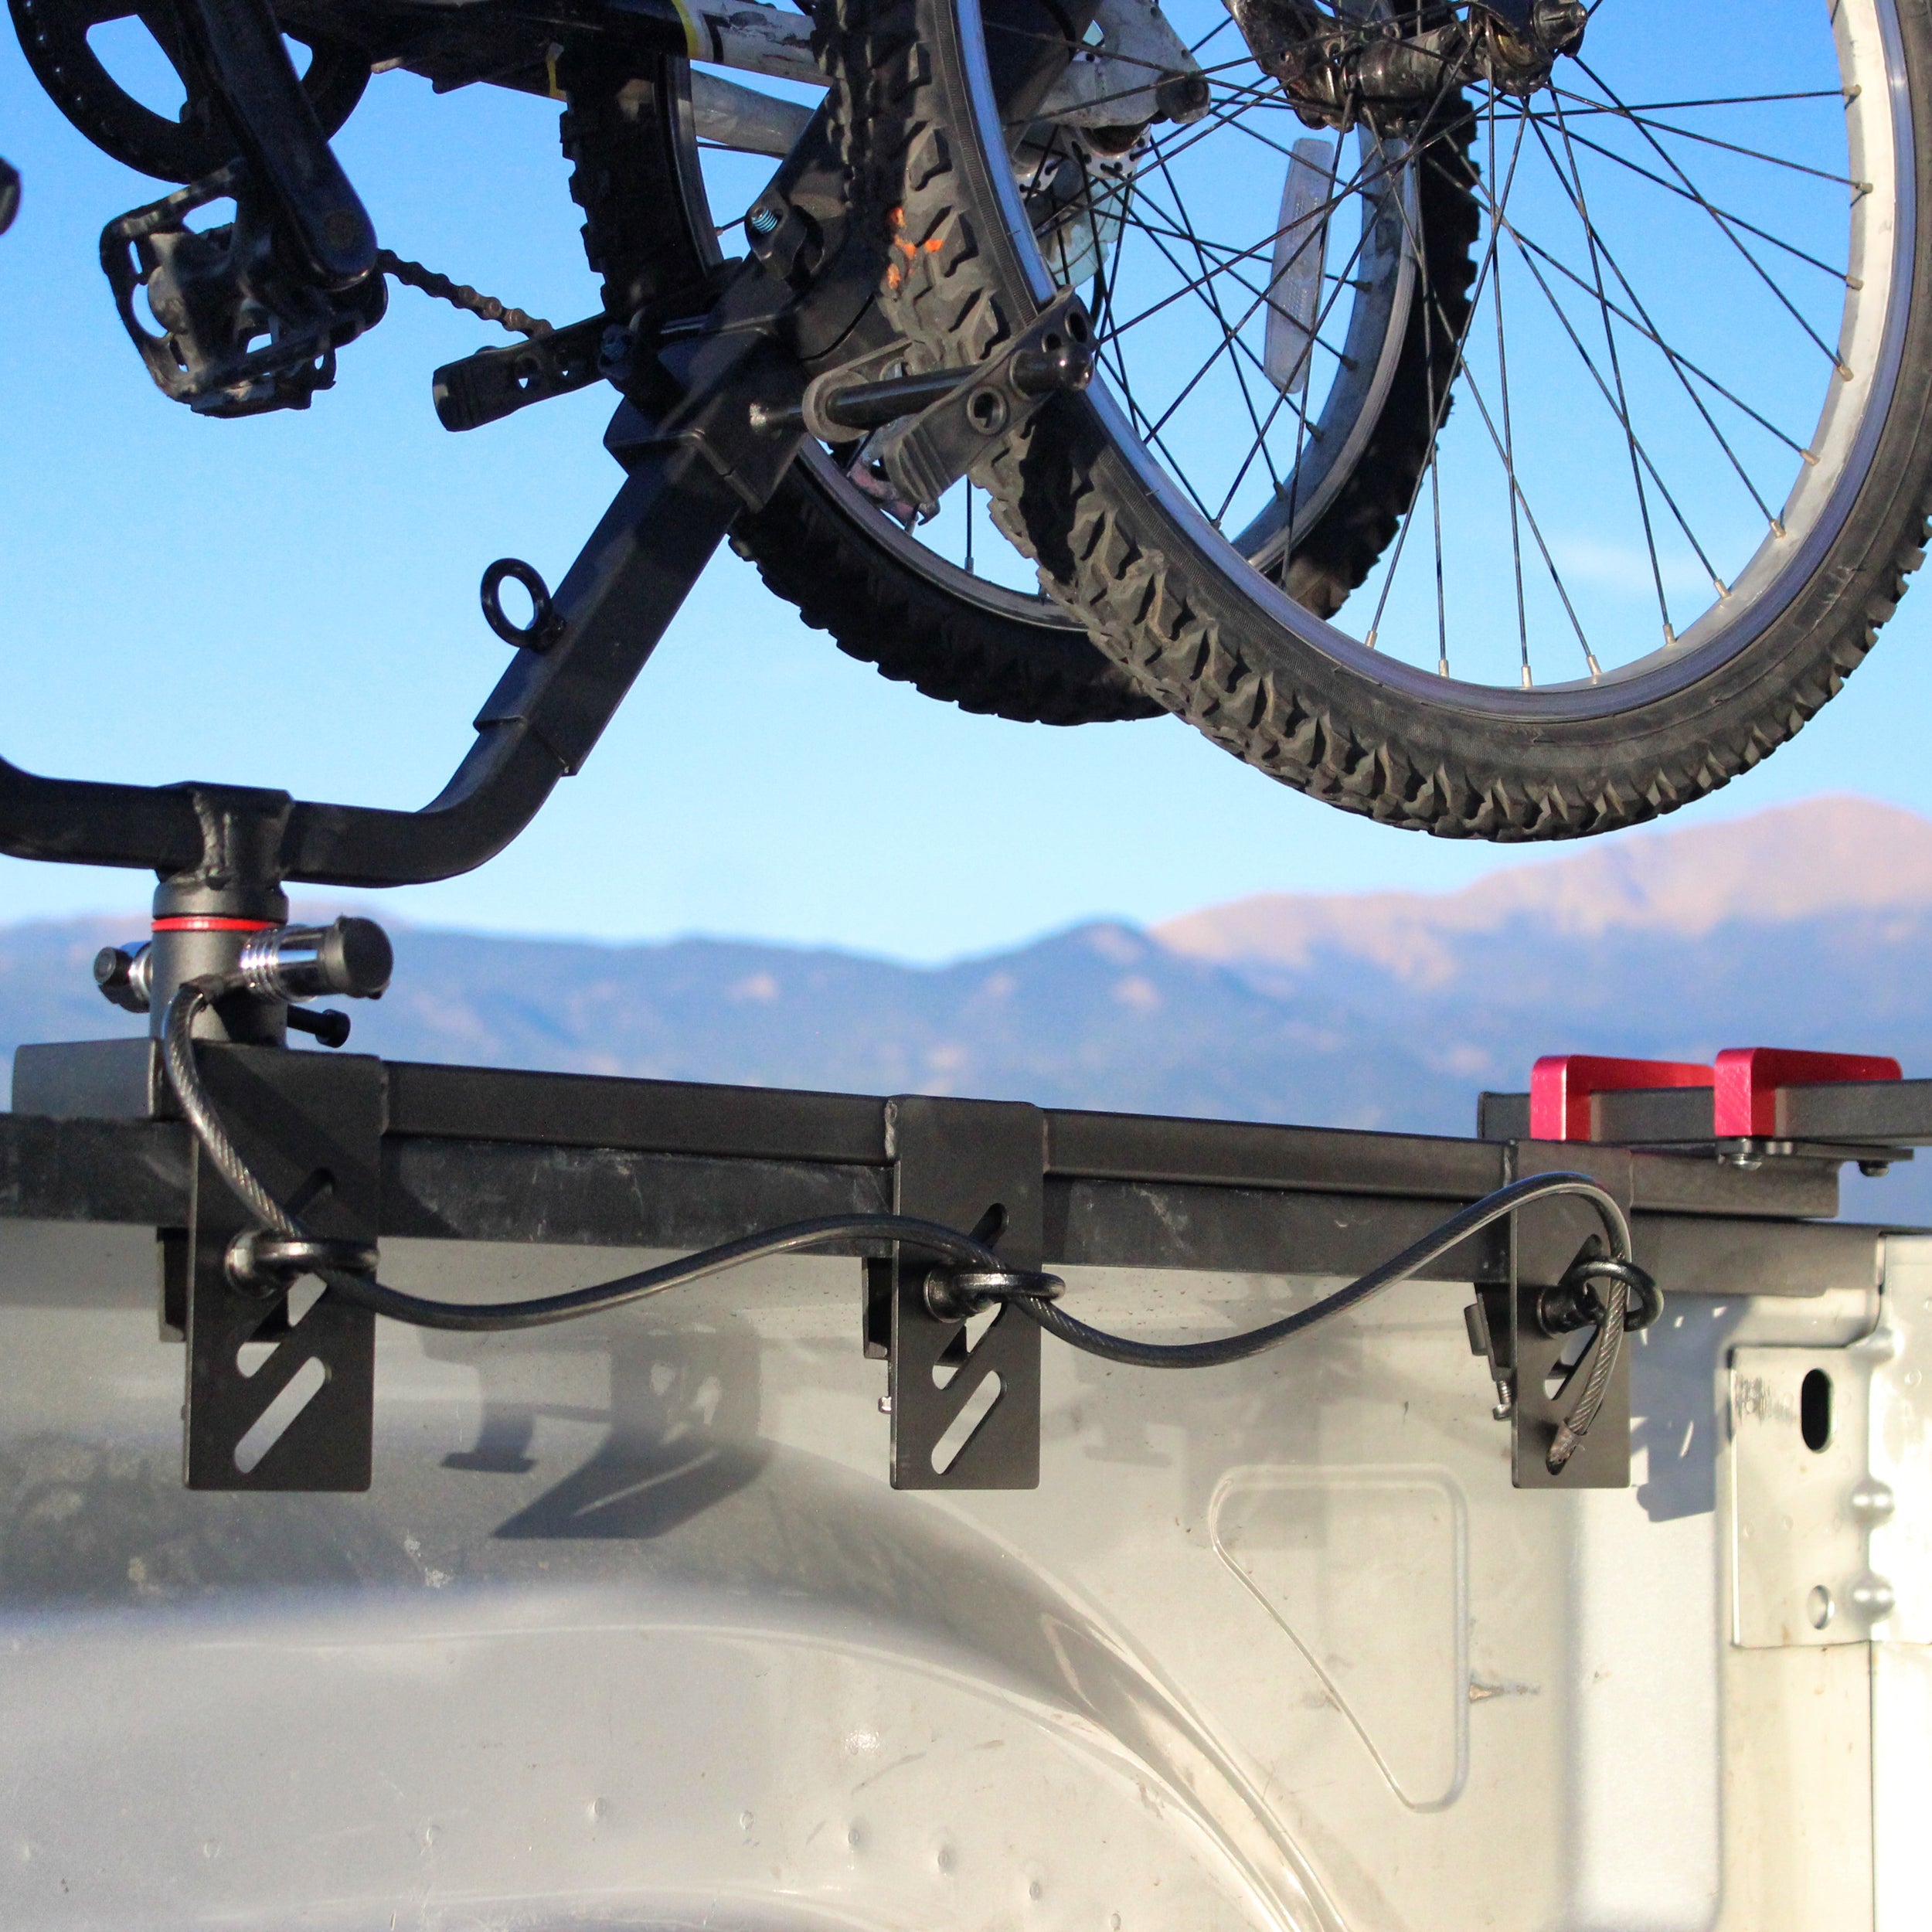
<box><xmin>171</xmin><ymin>0</ymin><xmax>376</xmax><ymax>286</ymax></box>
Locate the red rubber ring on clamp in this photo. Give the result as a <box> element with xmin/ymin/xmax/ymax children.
<box><xmin>151</xmin><ymin>917</ymin><xmax>280</xmax><ymax>934</ymax></box>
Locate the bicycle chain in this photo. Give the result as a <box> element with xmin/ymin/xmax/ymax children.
<box><xmin>376</xmin><ymin>248</ymin><xmax>552</xmax><ymax>338</ymax></box>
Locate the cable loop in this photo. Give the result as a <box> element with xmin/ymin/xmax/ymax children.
<box><xmin>1539</xmin><ymin>1253</ymin><xmax>1660</xmax><ymax>1336</ymax></box>
<box><xmin>479</xmin><ymin>557</ymin><xmax>558</xmax><ymax>650</ymax></box>
<box><xmin>923</xmin><ymin>1267</ymin><xmax>1063</xmax><ymax>1322</ymax></box>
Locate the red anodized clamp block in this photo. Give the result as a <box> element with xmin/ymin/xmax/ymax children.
<box><xmin>1712</xmin><ymin>1047</ymin><xmax>1903</xmax><ymax>1139</ymax></box>
<box><xmin>1529</xmin><ymin>1054</ymin><xmax>1714</xmax><ymax>1142</ymax></box>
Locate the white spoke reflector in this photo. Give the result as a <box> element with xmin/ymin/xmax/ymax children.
<box><xmin>1264</xmin><ymin>136</ymin><xmax>1335</xmax><ymax>396</ymax></box>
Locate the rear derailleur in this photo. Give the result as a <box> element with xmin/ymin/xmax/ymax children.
<box><xmin>1230</xmin><ymin>0</ymin><xmax>1587</xmax><ymax>129</ymax></box>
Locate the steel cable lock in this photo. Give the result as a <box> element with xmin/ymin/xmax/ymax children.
<box><xmin>164</xmin><ymin>975</ymin><xmax>1658</xmax><ymax>1474</ymax></box>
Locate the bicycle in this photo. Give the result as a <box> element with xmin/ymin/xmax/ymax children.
<box><xmin>9</xmin><ymin>0</ymin><xmax>1930</xmax><ymax>854</ymax></box>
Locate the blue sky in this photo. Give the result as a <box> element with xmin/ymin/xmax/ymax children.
<box><xmin>5</xmin><ymin>35</ymin><xmax>1932</xmax><ymax>962</ymax></box>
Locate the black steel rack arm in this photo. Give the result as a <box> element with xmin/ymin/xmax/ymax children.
<box><xmin>0</xmin><ymin>755</ymin><xmax>204</xmax><ymax>874</ymax></box>
<box><xmin>0</xmin><ymin>441</ymin><xmax>743</xmax><ymax>889</ymax></box>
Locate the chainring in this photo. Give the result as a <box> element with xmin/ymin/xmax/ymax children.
<box><xmin>9</xmin><ymin>0</ymin><xmax>369</xmax><ymax>181</ymax></box>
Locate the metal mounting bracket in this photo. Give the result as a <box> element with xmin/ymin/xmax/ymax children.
<box><xmin>182</xmin><ymin>1045</ymin><xmax>384</xmax><ymax>1489</ymax></box>
<box><xmin>886</xmin><ymin>1095</ymin><xmax>1044</xmax><ymax>1489</ymax></box>
<box><xmin>1507</xmin><ymin>1141</ymin><xmax>1634</xmax><ymax>1488</ymax></box>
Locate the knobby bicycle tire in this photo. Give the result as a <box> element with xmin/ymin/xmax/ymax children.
<box><xmin>825</xmin><ymin>0</ymin><xmax>1932</xmax><ymax>838</ymax></box>
<box><xmin>560</xmin><ymin>43</ymin><xmax>1158</xmax><ymax>726</ymax></box>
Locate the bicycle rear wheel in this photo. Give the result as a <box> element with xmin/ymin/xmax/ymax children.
<box><xmin>561</xmin><ymin>46</ymin><xmax>1158</xmax><ymax>723</ymax></box>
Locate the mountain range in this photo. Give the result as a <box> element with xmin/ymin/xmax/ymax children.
<box><xmin>4</xmin><ymin>793</ymin><xmax>1928</xmax><ymax>1215</ymax></box>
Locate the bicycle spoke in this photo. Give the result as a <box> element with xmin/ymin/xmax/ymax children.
<box><xmin>1544</xmin><ymin>100</ymin><xmax>1676</xmax><ymax>643</ymax></box>
<box><xmin>1428</xmin><ymin>458</ymin><xmax>1448</xmax><ymax>672</ymax></box>
<box><xmin>1422</xmin><ymin>148</ymin><xmax>1824</xmax><ymax>461</ymax></box>
<box><xmin>1125</xmin><ymin>175</ymin><xmax>1379</xmax><ymax>442</ymax></box>
<box><xmin>1088</xmin><ymin>304</ymin><xmax>1224</xmax><ymax>523</ymax></box>
<box><xmin>1103</xmin><ymin>154</ymin><xmax>1375</xmax><ymax>342</ymax></box>
<box><xmin>1189</xmin><ymin>90</ymin><xmax>1322</xmax><ymax>167</ymax></box>
<box><xmin>984</xmin><ymin>22</ymin><xmax>1249</xmax><ymax>83</ymax></box>
<box><xmin>1112</xmin><ymin>91</ymin><xmax>1456</xmax><ymax>339</ymax></box>
<box><xmin>1548</xmin><ymin>88</ymin><xmax>1845</xmax><ymax>114</ymax></box>
<box><xmin>1187</xmin><ymin>14</ymin><xmax>1234</xmax><ymax>57</ymax></box>
<box><xmin>1102</xmin><ymin>89</ymin><xmax>1459</xmax><ymax>541</ymax></box>
<box><xmin>1110</xmin><ymin>194</ymin><xmax>1357</xmax><ymax>379</ymax></box>
<box><xmin>1146</xmin><ymin>147</ymin><xmax>1288</xmax><ymax>498</ymax></box>
<box><xmin>1397</xmin><ymin>126</ymin><xmax>1603</xmax><ymax>674</ymax></box>
<box><xmin>1437</xmin><ymin>105</ymin><xmax>1739</xmax><ymax>645</ymax></box>
<box><xmin>1106</xmin><ymin>68</ymin><xmax>1317</xmax><ymax>171</ymax></box>
<box><xmin>1488</xmin><ymin>95</ymin><xmax>1532</xmax><ymax>685</ymax></box>
<box><xmin>1453</xmin><ymin>356</ymin><xmax>1601</xmax><ymax>677</ymax></box>
<box><xmin>1492</xmin><ymin>111</ymin><xmax>1857</xmax><ymax>286</ymax></box>
<box><xmin>1504</xmin><ymin>214</ymin><xmax>1781</xmax><ymax>539</ymax></box>
<box><xmin>1215</xmin><ymin>175</ymin><xmax>1397</xmax><ymax>520</ymax></box>
<box><xmin>1420</xmin><ymin>184</ymin><xmax>1449</xmax><ymax>677</ymax></box>
<box><xmin>1093</xmin><ymin>160</ymin><xmax>1137</xmax><ymax>341</ymax></box>
<box><xmin>1571</xmin><ymin>55</ymin><xmax>1854</xmax><ymax>375</ymax></box>
<box><xmin>1090</xmin><ymin>157</ymin><xmax>1151</xmax><ymax>431</ymax></box>
<box><xmin>1544</xmin><ymin>80</ymin><xmax>1866</xmax><ymax>189</ymax></box>
<box><xmin>1533</xmin><ymin>188</ymin><xmax>1785</xmax><ymax>536</ymax></box>
<box><xmin>1212</xmin><ymin>237</ymin><xmax>1380</xmax><ymax>518</ymax></box>
<box><xmin>1366</xmin><ymin>93</ymin><xmax>1529</xmax><ymax>651</ymax></box>
<box><xmin>1215</xmin><ymin>381</ymin><xmax>1300</xmax><ymax>523</ymax></box>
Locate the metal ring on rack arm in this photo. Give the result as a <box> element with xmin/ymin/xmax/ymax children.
<box><xmin>480</xmin><ymin>557</ymin><xmax>558</xmax><ymax>649</ymax></box>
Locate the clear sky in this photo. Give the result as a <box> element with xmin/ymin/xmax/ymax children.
<box><xmin>5</xmin><ymin>36</ymin><xmax>1931</xmax><ymax>962</ymax></box>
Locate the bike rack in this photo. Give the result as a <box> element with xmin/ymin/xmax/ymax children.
<box><xmin>2</xmin><ymin>165</ymin><xmax>1923</xmax><ymax>1504</ymax></box>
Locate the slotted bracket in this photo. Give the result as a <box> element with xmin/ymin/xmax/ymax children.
<box><xmin>184</xmin><ymin>1046</ymin><xmax>384</xmax><ymax>1489</ymax></box>
<box><xmin>886</xmin><ymin>1095</ymin><xmax>1043</xmax><ymax>1489</ymax></box>
<box><xmin>1507</xmin><ymin>1141</ymin><xmax>1634</xmax><ymax>1488</ymax></box>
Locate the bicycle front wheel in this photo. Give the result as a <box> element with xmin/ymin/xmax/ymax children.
<box><xmin>832</xmin><ymin>0</ymin><xmax>1932</xmax><ymax>837</ymax></box>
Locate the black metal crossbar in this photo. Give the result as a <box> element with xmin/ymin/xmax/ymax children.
<box><xmin>9</xmin><ymin>1039</ymin><xmax>1872</xmax><ymax>1290</ymax></box>
<box><xmin>0</xmin><ymin>1035</ymin><xmax>1902</xmax><ymax>1499</ymax></box>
